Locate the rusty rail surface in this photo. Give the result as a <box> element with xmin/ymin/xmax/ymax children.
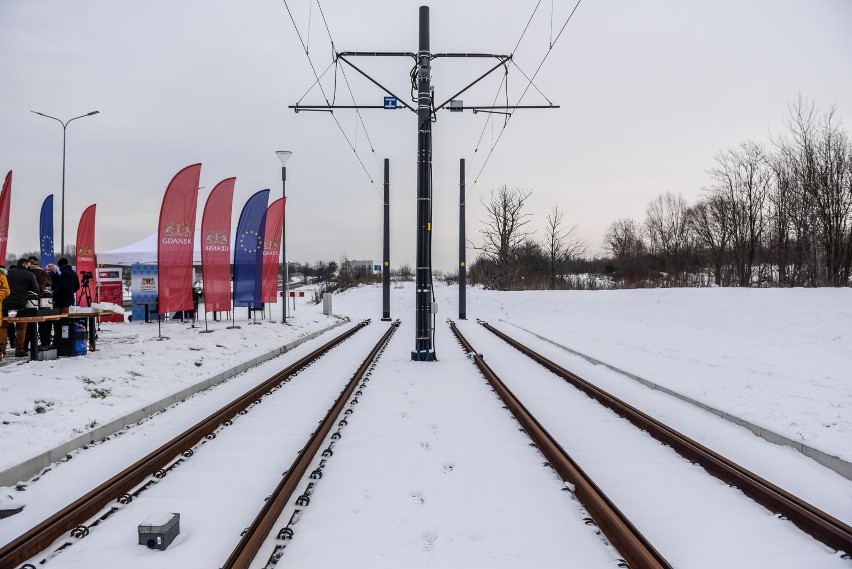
<box><xmin>450</xmin><ymin>321</ymin><xmax>672</xmax><ymax>569</ymax></box>
<box><xmin>0</xmin><ymin>321</ymin><xmax>370</xmax><ymax>569</ymax></box>
<box><xmin>480</xmin><ymin>321</ymin><xmax>852</xmax><ymax>555</ymax></box>
<box><xmin>222</xmin><ymin>320</ymin><xmax>400</xmax><ymax>568</ymax></box>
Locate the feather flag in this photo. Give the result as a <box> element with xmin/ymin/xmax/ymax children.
<box><xmin>157</xmin><ymin>163</ymin><xmax>201</xmax><ymax>314</ymax></box>
<box><xmin>261</xmin><ymin>198</ymin><xmax>285</xmax><ymax>303</ymax></box>
<box><xmin>233</xmin><ymin>190</ymin><xmax>269</xmax><ymax>308</ymax></box>
<box><xmin>40</xmin><ymin>195</ymin><xmax>55</xmax><ymax>266</ymax></box>
<box><xmin>0</xmin><ymin>171</ymin><xmax>11</xmax><ymax>265</ymax></box>
<box><xmin>200</xmin><ymin>178</ymin><xmax>236</xmax><ymax>313</ymax></box>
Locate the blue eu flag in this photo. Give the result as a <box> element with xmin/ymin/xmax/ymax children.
<box><xmin>233</xmin><ymin>189</ymin><xmax>269</xmax><ymax>308</ymax></box>
<box><xmin>40</xmin><ymin>195</ymin><xmax>55</xmax><ymax>265</ymax></box>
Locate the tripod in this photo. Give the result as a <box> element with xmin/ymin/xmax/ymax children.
<box><xmin>77</xmin><ymin>278</ymin><xmax>93</xmax><ymax>307</ymax></box>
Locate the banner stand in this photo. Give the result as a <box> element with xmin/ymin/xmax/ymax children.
<box><xmin>155</xmin><ymin>314</ymin><xmax>170</xmax><ymax>341</ymax></box>
<box><xmin>199</xmin><ymin>308</ymin><xmax>213</xmax><ymax>334</ymax></box>
<box><xmin>226</xmin><ymin>309</ymin><xmax>241</xmax><ymax>330</ymax></box>
<box><xmin>249</xmin><ymin>307</ymin><xmax>262</xmax><ymax>325</ymax></box>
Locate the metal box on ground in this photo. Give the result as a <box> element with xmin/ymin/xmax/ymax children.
<box><xmin>36</xmin><ymin>347</ymin><xmax>57</xmax><ymax>361</ymax></box>
<box><xmin>138</xmin><ymin>512</ymin><xmax>180</xmax><ymax>550</ymax></box>
<box><xmin>322</xmin><ymin>292</ymin><xmax>332</xmax><ymax>316</ymax></box>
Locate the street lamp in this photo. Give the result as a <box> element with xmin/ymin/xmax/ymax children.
<box><xmin>31</xmin><ymin>110</ymin><xmax>100</xmax><ymax>256</ymax></box>
<box><xmin>276</xmin><ymin>150</ymin><xmax>292</xmax><ymax>325</ymax></box>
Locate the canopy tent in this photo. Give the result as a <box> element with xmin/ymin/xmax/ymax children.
<box><xmin>99</xmin><ymin>230</ymin><xmax>224</xmax><ymax>266</ymax></box>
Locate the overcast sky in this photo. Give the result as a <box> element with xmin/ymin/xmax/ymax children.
<box><xmin>2</xmin><ymin>0</ymin><xmax>851</xmax><ymax>271</ymax></box>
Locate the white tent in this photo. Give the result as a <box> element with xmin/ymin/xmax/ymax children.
<box><xmin>98</xmin><ymin>230</ymin><xmax>206</xmax><ymax>266</ymax></box>
<box><xmin>97</xmin><ymin>229</ymin><xmax>278</xmax><ymax>266</ymax></box>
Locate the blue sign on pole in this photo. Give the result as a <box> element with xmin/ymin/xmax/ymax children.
<box><xmin>383</xmin><ymin>96</ymin><xmax>398</xmax><ymax>109</ymax></box>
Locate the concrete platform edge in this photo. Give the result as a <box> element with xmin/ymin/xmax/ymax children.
<box><xmin>500</xmin><ymin>319</ymin><xmax>852</xmax><ymax>482</ymax></box>
<box><xmin>0</xmin><ymin>318</ymin><xmax>350</xmax><ymax>488</ymax></box>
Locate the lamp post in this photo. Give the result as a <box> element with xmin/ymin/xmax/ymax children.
<box><xmin>31</xmin><ymin>110</ymin><xmax>99</xmax><ymax>256</ymax></box>
<box><xmin>276</xmin><ymin>150</ymin><xmax>292</xmax><ymax>324</ymax></box>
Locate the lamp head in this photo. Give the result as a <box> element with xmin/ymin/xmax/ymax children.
<box><xmin>276</xmin><ymin>150</ymin><xmax>292</xmax><ymax>166</ymax></box>
<box><xmin>86</xmin><ymin>111</ymin><xmax>100</xmax><ymax>116</ymax></box>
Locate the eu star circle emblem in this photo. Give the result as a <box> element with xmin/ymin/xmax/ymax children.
<box><xmin>239</xmin><ymin>230</ymin><xmax>260</xmax><ymax>253</ymax></box>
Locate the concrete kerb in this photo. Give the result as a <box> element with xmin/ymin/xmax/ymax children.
<box><xmin>0</xmin><ymin>318</ymin><xmax>350</xmax><ymax>489</ymax></box>
<box><xmin>500</xmin><ymin>319</ymin><xmax>852</xmax><ymax>482</ymax></box>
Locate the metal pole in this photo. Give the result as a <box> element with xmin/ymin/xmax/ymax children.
<box><xmin>61</xmin><ymin>125</ymin><xmax>67</xmax><ymax>255</ymax></box>
<box><xmin>412</xmin><ymin>5</ymin><xmax>435</xmax><ymax>361</ymax></box>
<box><xmin>382</xmin><ymin>158</ymin><xmax>391</xmax><ymax>321</ymax></box>
<box><xmin>459</xmin><ymin>158</ymin><xmax>466</xmax><ymax>319</ymax></box>
<box><xmin>282</xmin><ymin>166</ymin><xmax>287</xmax><ymax>324</ymax></box>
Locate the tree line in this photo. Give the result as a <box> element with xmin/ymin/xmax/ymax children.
<box><xmin>471</xmin><ymin>98</ymin><xmax>852</xmax><ymax>290</ymax></box>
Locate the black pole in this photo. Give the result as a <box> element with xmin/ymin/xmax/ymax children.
<box><xmin>459</xmin><ymin>158</ymin><xmax>466</xmax><ymax>319</ymax></box>
<box><xmin>382</xmin><ymin>158</ymin><xmax>391</xmax><ymax>321</ymax></box>
<box><xmin>411</xmin><ymin>5</ymin><xmax>435</xmax><ymax>361</ymax></box>
<box><xmin>200</xmin><ymin>305</ymin><xmax>213</xmax><ymax>333</ymax></box>
<box><xmin>281</xmin><ymin>166</ymin><xmax>288</xmax><ymax>325</ymax></box>
<box><xmin>61</xmin><ymin>124</ymin><xmax>67</xmax><ymax>255</ymax></box>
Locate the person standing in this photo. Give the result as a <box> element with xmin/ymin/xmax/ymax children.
<box><xmin>52</xmin><ymin>258</ymin><xmax>80</xmax><ymax>345</ymax></box>
<box><xmin>27</xmin><ymin>256</ymin><xmax>53</xmax><ymax>347</ymax></box>
<box><xmin>6</xmin><ymin>257</ymin><xmax>39</xmax><ymax>357</ymax></box>
<box><xmin>0</xmin><ymin>266</ymin><xmax>10</xmax><ymax>361</ymax></box>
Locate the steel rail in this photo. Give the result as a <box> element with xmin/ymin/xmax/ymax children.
<box><xmin>450</xmin><ymin>321</ymin><xmax>672</xmax><ymax>569</ymax></box>
<box><xmin>480</xmin><ymin>321</ymin><xmax>852</xmax><ymax>555</ymax></box>
<box><xmin>222</xmin><ymin>320</ymin><xmax>400</xmax><ymax>568</ymax></box>
<box><xmin>0</xmin><ymin>321</ymin><xmax>370</xmax><ymax>569</ymax></box>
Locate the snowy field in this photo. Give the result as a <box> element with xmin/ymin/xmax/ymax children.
<box><xmin>471</xmin><ymin>286</ymin><xmax>852</xmax><ymax>463</ymax></box>
<box><xmin>0</xmin><ymin>298</ymin><xmax>337</xmax><ymax>471</ymax></box>
<box><xmin>1</xmin><ymin>283</ymin><xmax>850</xmax><ymax>567</ymax></box>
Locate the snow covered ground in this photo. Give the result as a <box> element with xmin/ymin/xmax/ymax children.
<box><xmin>1</xmin><ymin>283</ymin><xmax>850</xmax><ymax>567</ymax></box>
<box><xmin>0</xmin><ymin>297</ymin><xmax>336</xmax><ymax>472</ymax></box>
<box><xmin>466</xmin><ymin>286</ymin><xmax>852</xmax><ymax>463</ymax></box>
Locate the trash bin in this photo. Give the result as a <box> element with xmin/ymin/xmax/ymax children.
<box><xmin>57</xmin><ymin>320</ymin><xmax>87</xmax><ymax>357</ymax></box>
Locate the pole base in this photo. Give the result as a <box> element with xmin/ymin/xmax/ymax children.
<box><xmin>248</xmin><ymin>322</ymin><xmax>262</xmax><ymax>325</ymax></box>
<box><xmin>381</xmin><ymin>317</ymin><xmax>392</xmax><ymax>321</ymax></box>
<box><xmin>226</xmin><ymin>325</ymin><xmax>242</xmax><ymax>330</ymax></box>
<box><xmin>199</xmin><ymin>330</ymin><xmax>214</xmax><ymax>334</ymax></box>
<box><xmin>459</xmin><ymin>314</ymin><xmax>466</xmax><ymax>320</ymax></box>
<box><xmin>410</xmin><ymin>350</ymin><xmax>437</xmax><ymax>361</ymax></box>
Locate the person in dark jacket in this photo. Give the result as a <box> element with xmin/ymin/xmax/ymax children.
<box><xmin>52</xmin><ymin>258</ymin><xmax>80</xmax><ymax>308</ymax></box>
<box><xmin>52</xmin><ymin>258</ymin><xmax>80</xmax><ymax>346</ymax></box>
<box><xmin>27</xmin><ymin>256</ymin><xmax>54</xmax><ymax>347</ymax></box>
<box><xmin>6</xmin><ymin>257</ymin><xmax>40</xmax><ymax>356</ymax></box>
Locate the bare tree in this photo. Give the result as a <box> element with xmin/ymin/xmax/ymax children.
<box><xmin>604</xmin><ymin>218</ymin><xmax>647</xmax><ymax>281</ymax></box>
<box><xmin>645</xmin><ymin>192</ymin><xmax>689</xmax><ymax>283</ymax></box>
<box><xmin>477</xmin><ymin>185</ymin><xmax>533</xmax><ymax>289</ymax></box>
<box><xmin>774</xmin><ymin>97</ymin><xmax>852</xmax><ymax>286</ymax></box>
<box><xmin>708</xmin><ymin>141</ymin><xmax>771</xmax><ymax>286</ymax></box>
<box><xmin>543</xmin><ymin>204</ymin><xmax>587</xmax><ymax>288</ymax></box>
<box><xmin>687</xmin><ymin>193</ymin><xmax>730</xmax><ymax>286</ymax></box>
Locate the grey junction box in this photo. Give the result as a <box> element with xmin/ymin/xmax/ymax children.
<box><xmin>138</xmin><ymin>512</ymin><xmax>180</xmax><ymax>550</ymax></box>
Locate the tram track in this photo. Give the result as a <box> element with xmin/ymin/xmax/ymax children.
<box><xmin>476</xmin><ymin>320</ymin><xmax>852</xmax><ymax>556</ymax></box>
<box><xmin>222</xmin><ymin>319</ymin><xmax>399</xmax><ymax>568</ymax></box>
<box><xmin>0</xmin><ymin>321</ymin><xmax>372</xmax><ymax>569</ymax></box>
<box><xmin>450</xmin><ymin>321</ymin><xmax>673</xmax><ymax>569</ymax></box>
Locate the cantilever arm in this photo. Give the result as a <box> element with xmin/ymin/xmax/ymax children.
<box><xmin>336</xmin><ymin>55</ymin><xmax>416</xmax><ymax>113</ymax></box>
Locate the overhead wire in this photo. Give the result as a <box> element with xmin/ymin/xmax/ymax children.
<box><xmin>470</xmin><ymin>0</ymin><xmax>583</xmax><ymax>188</ymax></box>
<box><xmin>281</xmin><ymin>0</ymin><xmax>380</xmax><ymax>195</ymax></box>
<box><xmin>463</xmin><ymin>0</ymin><xmax>542</xmax><ymax>190</ymax></box>
<box><xmin>316</xmin><ymin>0</ymin><xmax>385</xmax><ymax>195</ymax></box>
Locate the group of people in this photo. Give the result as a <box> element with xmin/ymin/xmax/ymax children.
<box><xmin>0</xmin><ymin>256</ymin><xmax>80</xmax><ymax>360</ymax></box>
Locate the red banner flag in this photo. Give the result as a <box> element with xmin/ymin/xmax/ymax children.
<box><xmin>157</xmin><ymin>163</ymin><xmax>201</xmax><ymax>314</ymax></box>
<box><xmin>200</xmin><ymin>177</ymin><xmax>235</xmax><ymax>313</ymax></box>
<box><xmin>0</xmin><ymin>171</ymin><xmax>12</xmax><ymax>265</ymax></box>
<box><xmin>262</xmin><ymin>198</ymin><xmax>285</xmax><ymax>303</ymax></box>
<box><xmin>75</xmin><ymin>204</ymin><xmax>96</xmax><ymax>306</ymax></box>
